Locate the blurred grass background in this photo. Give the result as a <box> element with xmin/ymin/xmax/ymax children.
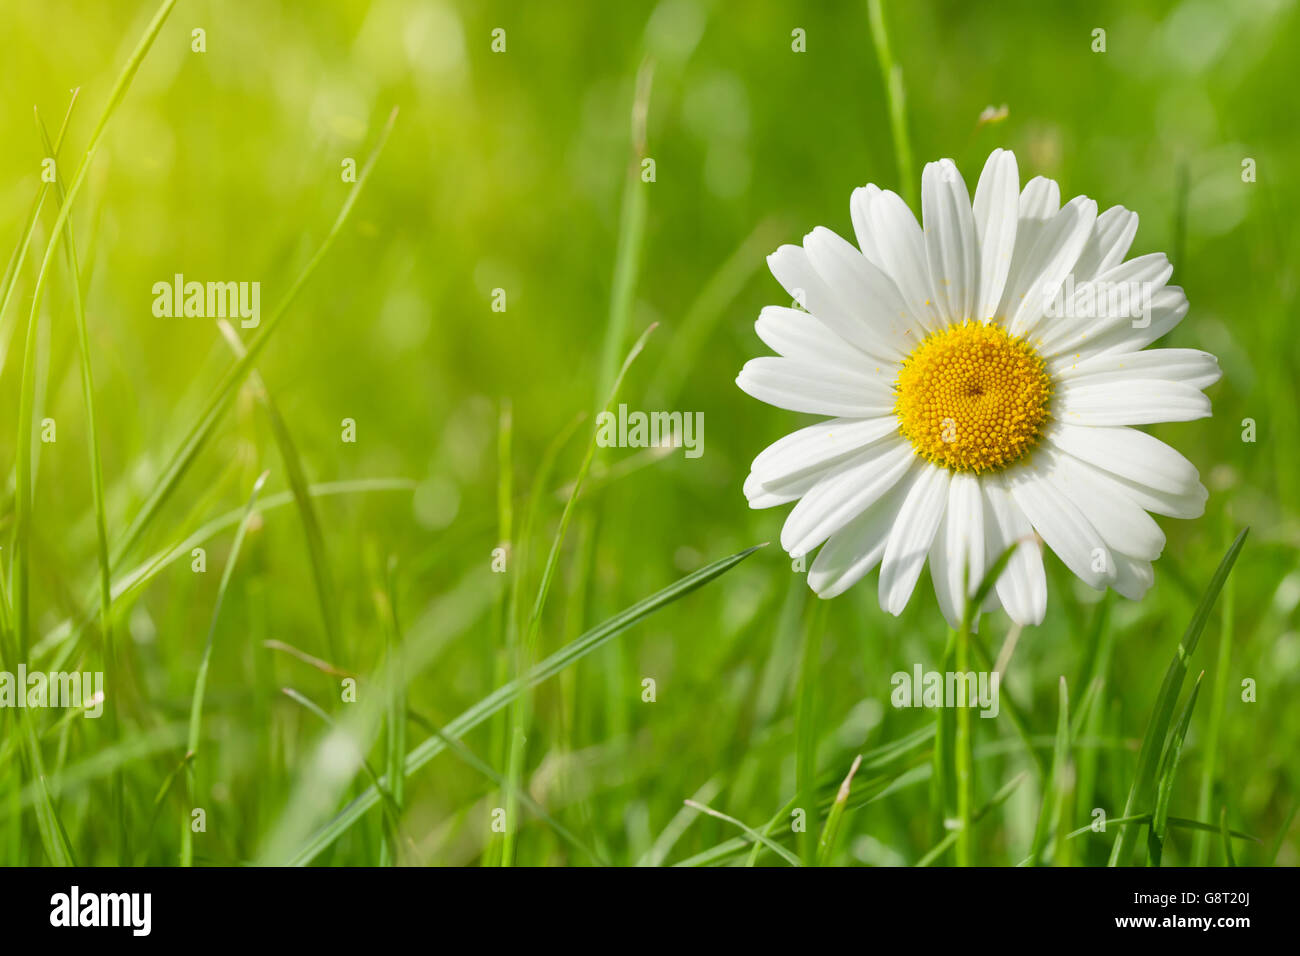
<box><xmin>0</xmin><ymin>0</ymin><xmax>1296</xmax><ymax>865</ymax></box>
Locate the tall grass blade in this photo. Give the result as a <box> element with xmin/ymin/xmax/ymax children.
<box><xmin>275</xmin><ymin>542</ymin><xmax>764</xmax><ymax>865</ymax></box>
<box><xmin>1148</xmin><ymin>672</ymin><xmax>1203</xmax><ymax>865</ymax></box>
<box><xmin>111</xmin><ymin>106</ymin><xmax>398</xmax><ymax>569</ymax></box>
<box><xmin>181</xmin><ymin>471</ymin><xmax>268</xmax><ymax>866</ymax></box>
<box><xmin>1108</xmin><ymin>527</ymin><xmax>1248</xmax><ymax>865</ymax></box>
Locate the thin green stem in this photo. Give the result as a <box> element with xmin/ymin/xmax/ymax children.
<box><xmin>955</xmin><ymin>613</ymin><xmax>974</xmax><ymax>866</ymax></box>
<box><xmin>867</xmin><ymin>0</ymin><xmax>916</xmax><ymax>208</ymax></box>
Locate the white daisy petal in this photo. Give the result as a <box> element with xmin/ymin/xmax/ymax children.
<box><xmin>744</xmin><ymin>470</ymin><xmax>808</xmax><ymax>509</ymax></box>
<box><xmin>808</xmin><ymin>469</ymin><xmax>917</xmax><ymax>598</ymax></box>
<box><xmin>1006</xmin><ymin>462</ymin><xmax>1114</xmax><ymax>590</ymax></box>
<box><xmin>1059</xmin><ymin>286</ymin><xmax>1190</xmax><ymax>362</ymax></box>
<box><xmin>971</xmin><ymin>147</ymin><xmax>1020</xmax><ymax>320</ymax></box>
<box><xmin>863</xmin><ymin>189</ymin><xmax>946</xmax><ymax>333</ymax></box>
<box><xmin>736</xmin><ymin>356</ymin><xmax>895</xmax><ymax>417</ymax></box>
<box><xmin>849</xmin><ymin>183</ymin><xmax>885</xmax><ymax>268</ymax></box>
<box><xmin>1046</xmin><ymin>422</ymin><xmax>1202</xmax><ymax>497</ymax></box>
<box><xmin>929</xmin><ymin>472</ymin><xmax>985</xmax><ymax>629</ymax></box>
<box><xmin>1055</xmin><ymin>379</ymin><xmax>1211</xmax><ymax>426</ymax></box>
<box><xmin>766</xmin><ymin>244</ymin><xmax>896</xmax><ymax>362</ymax></box>
<box><xmin>780</xmin><ymin>441</ymin><xmax>915</xmax><ymax>556</ymax></box>
<box><xmin>754</xmin><ymin>306</ymin><xmax>873</xmax><ymax>369</ymax></box>
<box><xmin>922</xmin><ymin>159</ymin><xmax>979</xmax><ymax>323</ymax></box>
<box><xmin>1035</xmin><ymin>253</ymin><xmax>1174</xmax><ymax>358</ymax></box>
<box><xmin>1070</xmin><ymin>205</ymin><xmax>1139</xmax><ymax>282</ymax></box>
<box><xmin>1112</xmin><ymin>552</ymin><xmax>1155</xmax><ymax>601</ymax></box>
<box><xmin>750</xmin><ymin>416</ymin><xmax>901</xmax><ymax>492</ymax></box>
<box><xmin>1007</xmin><ymin>175</ymin><xmax>1061</xmax><ymax>262</ymax></box>
<box><xmin>1058</xmin><ymin>451</ymin><xmax>1207</xmax><ymax>519</ymax></box>
<box><xmin>1005</xmin><ymin>196</ymin><xmax>1098</xmax><ymax>337</ymax></box>
<box><xmin>803</xmin><ymin>226</ymin><xmax>924</xmax><ymax>357</ymax></box>
<box><xmin>1043</xmin><ymin>447</ymin><xmax>1165</xmax><ymax>561</ymax></box>
<box><xmin>878</xmin><ymin>464</ymin><xmax>950</xmax><ymax>615</ymax></box>
<box><xmin>1050</xmin><ymin>347</ymin><xmax>1221</xmax><ymax>391</ymax></box>
<box><xmin>983</xmin><ymin>478</ymin><xmax>1047</xmax><ymax>626</ymax></box>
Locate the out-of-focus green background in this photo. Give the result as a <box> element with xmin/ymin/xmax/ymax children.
<box><xmin>0</xmin><ymin>0</ymin><xmax>1296</xmax><ymax>865</ymax></box>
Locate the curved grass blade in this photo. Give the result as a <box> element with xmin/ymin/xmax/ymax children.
<box><xmin>816</xmin><ymin>754</ymin><xmax>863</xmax><ymax>866</ymax></box>
<box><xmin>1148</xmin><ymin>672</ymin><xmax>1204</xmax><ymax>865</ymax></box>
<box><xmin>273</xmin><ymin>542</ymin><xmax>765</xmax><ymax>865</ymax></box>
<box><xmin>1220</xmin><ymin>806</ymin><xmax>1237</xmax><ymax>866</ymax></box>
<box><xmin>0</xmin><ymin>89</ymin><xmax>79</xmax><ymax>376</ymax></box>
<box><xmin>916</xmin><ymin>771</ymin><xmax>1028</xmax><ymax>867</ymax></box>
<box><xmin>866</xmin><ymin>0</ymin><xmax>917</xmax><ymax>208</ymax></box>
<box><xmin>280</xmin><ymin>688</ymin><xmax>411</xmax><ymax>863</ymax></box>
<box><xmin>216</xmin><ymin>319</ymin><xmax>341</xmax><ymax>660</ymax></box>
<box><xmin>796</xmin><ymin>599</ymin><xmax>826</xmax><ymax>865</ymax></box>
<box><xmin>405</xmin><ymin>708</ymin><xmax>606</xmax><ymax>865</ymax></box>
<box><xmin>684</xmin><ymin>799</ymin><xmax>801</xmax><ymax>867</ymax></box>
<box><xmin>1028</xmin><ymin>677</ymin><xmax>1070</xmax><ymax>866</ymax></box>
<box><xmin>12</xmin><ymin>0</ymin><xmax>178</xmax><ymax>659</ymax></box>
<box><xmin>181</xmin><ymin>471</ymin><xmax>268</xmax><ymax>866</ymax></box>
<box><xmin>111</xmin><ymin>106</ymin><xmax>398</xmax><ymax>569</ymax></box>
<box><xmin>33</xmin><ymin>479</ymin><xmax>415</xmax><ymax>669</ymax></box>
<box><xmin>1109</xmin><ymin>528</ymin><xmax>1248</xmax><ymax>865</ymax></box>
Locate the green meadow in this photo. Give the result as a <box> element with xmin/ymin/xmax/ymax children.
<box><xmin>0</xmin><ymin>0</ymin><xmax>1296</xmax><ymax>866</ymax></box>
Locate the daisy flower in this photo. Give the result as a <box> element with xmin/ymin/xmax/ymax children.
<box><xmin>737</xmin><ymin>148</ymin><xmax>1219</xmax><ymax>628</ymax></box>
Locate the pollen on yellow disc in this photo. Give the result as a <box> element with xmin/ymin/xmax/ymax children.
<box><xmin>894</xmin><ymin>320</ymin><xmax>1052</xmax><ymax>473</ymax></box>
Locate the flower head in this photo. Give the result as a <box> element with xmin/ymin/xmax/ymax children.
<box><xmin>738</xmin><ymin>149</ymin><xmax>1218</xmax><ymax>628</ymax></box>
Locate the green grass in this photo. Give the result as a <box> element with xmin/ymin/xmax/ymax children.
<box><xmin>0</xmin><ymin>0</ymin><xmax>1297</xmax><ymax>867</ymax></box>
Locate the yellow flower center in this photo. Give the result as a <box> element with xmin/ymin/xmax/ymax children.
<box><xmin>894</xmin><ymin>321</ymin><xmax>1052</xmax><ymax>473</ymax></box>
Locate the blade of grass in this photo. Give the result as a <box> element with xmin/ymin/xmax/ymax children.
<box><xmin>1109</xmin><ymin>528</ymin><xmax>1248</xmax><ymax>865</ymax></box>
<box><xmin>273</xmin><ymin>542</ymin><xmax>765</xmax><ymax>865</ymax></box>
<box><xmin>915</xmin><ymin>771</ymin><xmax>1027</xmax><ymax>867</ymax></box>
<box><xmin>215</xmin><ymin>319</ymin><xmax>341</xmax><ymax>661</ymax></box>
<box><xmin>502</xmin><ymin>324</ymin><xmax>657</xmax><ymax>866</ymax></box>
<box><xmin>971</xmin><ymin>632</ymin><xmax>1046</xmax><ymax>779</ymax></box>
<box><xmin>181</xmin><ymin>471</ymin><xmax>268</xmax><ymax>866</ymax></box>
<box><xmin>1266</xmin><ymin>798</ymin><xmax>1297</xmax><ymax>865</ymax></box>
<box><xmin>648</xmin><ymin>218</ymin><xmax>782</xmax><ymax>406</ymax></box>
<box><xmin>866</xmin><ymin>0</ymin><xmax>916</xmax><ymax>208</ymax></box>
<box><xmin>595</xmin><ymin>57</ymin><xmax>653</xmax><ymax>403</ymax></box>
<box><xmin>816</xmin><ymin>754</ymin><xmax>863</xmax><ymax>866</ymax></box>
<box><xmin>684</xmin><ymin>799</ymin><xmax>801</xmax><ymax>867</ymax></box>
<box><xmin>1193</xmin><ymin>539</ymin><xmax>1235</xmax><ymax>866</ymax></box>
<box><xmin>1148</xmin><ymin>672</ymin><xmax>1203</xmax><ymax>865</ymax></box>
<box><xmin>951</xmin><ymin>542</ymin><xmax>1021</xmax><ymax>864</ymax></box>
<box><xmin>13</xmin><ymin>0</ymin><xmax>178</xmax><ymax>660</ymax></box>
<box><xmin>742</xmin><ymin>724</ymin><xmax>936</xmax><ymax>867</ymax></box>
<box><xmin>0</xmin><ymin>89</ymin><xmax>79</xmax><ymax>376</ymax></box>
<box><xmin>110</xmin><ymin>106</ymin><xmax>398</xmax><ymax>571</ymax></box>
<box><xmin>15</xmin><ymin>707</ymin><xmax>76</xmax><ymax>865</ymax></box>
<box><xmin>280</xmin><ymin>688</ymin><xmax>411</xmax><ymax>860</ymax></box>
<box><xmin>34</xmin><ymin>100</ymin><xmax>123</xmax><ymax>861</ymax></box>
<box><xmin>1028</xmin><ymin>677</ymin><xmax>1071</xmax><ymax>866</ymax></box>
<box><xmin>635</xmin><ymin>777</ymin><xmax>722</xmax><ymax>867</ymax></box>
<box><xmin>796</xmin><ymin>598</ymin><xmax>826</xmax><ymax>865</ymax></box>
<box><xmin>378</xmin><ymin>557</ymin><xmax>405</xmax><ymax>866</ymax></box>
<box><xmin>34</xmin><ymin>479</ymin><xmax>415</xmax><ymax>670</ymax></box>
<box><xmin>405</xmin><ymin>707</ymin><xmax>606</xmax><ymax>865</ymax></box>
<box><xmin>1220</xmin><ymin>805</ymin><xmax>1237</xmax><ymax>866</ymax></box>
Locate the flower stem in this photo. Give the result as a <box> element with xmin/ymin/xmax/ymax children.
<box><xmin>866</xmin><ymin>0</ymin><xmax>917</xmax><ymax>209</ymax></box>
<box><xmin>955</xmin><ymin>612</ymin><xmax>974</xmax><ymax>865</ymax></box>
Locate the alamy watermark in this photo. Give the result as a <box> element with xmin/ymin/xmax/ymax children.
<box><xmin>1042</xmin><ymin>275</ymin><xmax>1156</xmax><ymax>328</ymax></box>
<box><xmin>595</xmin><ymin>403</ymin><xmax>704</xmax><ymax>458</ymax></box>
<box><xmin>50</xmin><ymin>886</ymin><xmax>150</xmax><ymax>936</ymax></box>
<box><xmin>0</xmin><ymin>666</ymin><xmax>104</xmax><ymax>718</ymax></box>
<box><xmin>891</xmin><ymin>665</ymin><xmax>999</xmax><ymax>718</ymax></box>
<box><xmin>152</xmin><ymin>274</ymin><xmax>260</xmax><ymax>328</ymax></box>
